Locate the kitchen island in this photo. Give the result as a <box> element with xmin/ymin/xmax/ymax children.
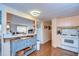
<box><xmin>2</xmin><ymin>33</ymin><xmax>37</xmax><ymax>56</ymax></box>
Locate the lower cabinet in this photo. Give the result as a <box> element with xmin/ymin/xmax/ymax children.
<box><xmin>11</xmin><ymin>36</ymin><xmax>36</xmax><ymax>56</ymax></box>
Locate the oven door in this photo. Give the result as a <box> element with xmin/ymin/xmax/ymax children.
<box><xmin>61</xmin><ymin>37</ymin><xmax>78</xmax><ymax>48</ymax></box>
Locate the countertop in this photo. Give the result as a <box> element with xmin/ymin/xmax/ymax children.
<box><xmin>2</xmin><ymin>33</ymin><xmax>36</xmax><ymax>41</ymax></box>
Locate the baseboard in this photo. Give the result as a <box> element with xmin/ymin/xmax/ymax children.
<box><xmin>41</xmin><ymin>39</ymin><xmax>51</xmax><ymax>44</ymax></box>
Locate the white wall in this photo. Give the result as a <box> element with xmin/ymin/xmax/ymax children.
<box><xmin>37</xmin><ymin>20</ymin><xmax>51</xmax><ymax>44</ymax></box>
<box><xmin>52</xmin><ymin>19</ymin><xmax>58</xmax><ymax>48</ymax></box>
<box><xmin>42</xmin><ymin>21</ymin><xmax>51</xmax><ymax>44</ymax></box>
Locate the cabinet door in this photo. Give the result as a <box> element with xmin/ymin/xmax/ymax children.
<box><xmin>0</xmin><ymin>11</ymin><xmax>1</xmax><ymax>56</ymax></box>
<box><xmin>28</xmin><ymin>37</ymin><xmax>36</xmax><ymax>46</ymax></box>
<box><xmin>0</xmin><ymin>11</ymin><xmax>2</xmax><ymax>32</ymax></box>
<box><xmin>16</xmin><ymin>40</ymin><xmax>26</xmax><ymax>51</ymax></box>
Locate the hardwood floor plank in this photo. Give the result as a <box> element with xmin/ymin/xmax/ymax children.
<box><xmin>29</xmin><ymin>40</ymin><xmax>78</xmax><ymax>56</ymax></box>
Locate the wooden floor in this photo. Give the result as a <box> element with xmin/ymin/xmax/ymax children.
<box><xmin>29</xmin><ymin>41</ymin><xmax>78</xmax><ymax>56</ymax></box>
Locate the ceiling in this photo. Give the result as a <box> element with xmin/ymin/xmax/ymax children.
<box><xmin>2</xmin><ymin>3</ymin><xmax>79</xmax><ymax>20</ymax></box>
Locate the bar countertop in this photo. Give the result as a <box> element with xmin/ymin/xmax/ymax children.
<box><xmin>3</xmin><ymin>33</ymin><xmax>36</xmax><ymax>40</ymax></box>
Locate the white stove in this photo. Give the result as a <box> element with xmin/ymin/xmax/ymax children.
<box><xmin>60</xmin><ymin>29</ymin><xmax>79</xmax><ymax>53</ymax></box>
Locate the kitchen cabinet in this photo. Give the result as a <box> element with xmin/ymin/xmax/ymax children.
<box><xmin>11</xmin><ymin>36</ymin><xmax>36</xmax><ymax>56</ymax></box>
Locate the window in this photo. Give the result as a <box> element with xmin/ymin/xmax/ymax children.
<box><xmin>17</xmin><ymin>25</ymin><xmax>27</xmax><ymax>34</ymax></box>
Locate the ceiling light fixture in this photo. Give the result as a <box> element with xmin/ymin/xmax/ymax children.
<box><xmin>30</xmin><ymin>10</ymin><xmax>41</xmax><ymax>17</ymax></box>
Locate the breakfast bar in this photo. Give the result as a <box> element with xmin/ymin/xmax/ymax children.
<box><xmin>3</xmin><ymin>33</ymin><xmax>37</xmax><ymax>56</ymax></box>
